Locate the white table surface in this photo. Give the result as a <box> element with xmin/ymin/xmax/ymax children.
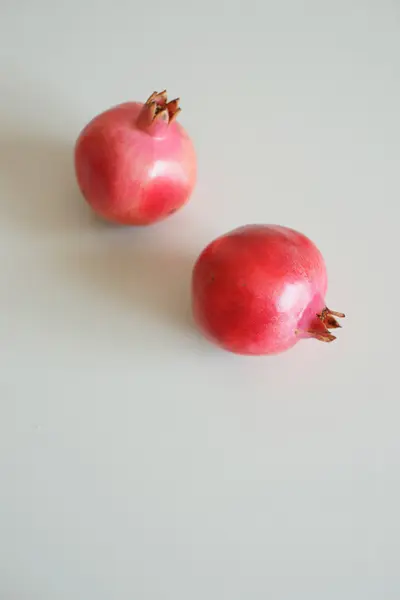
<box><xmin>1</xmin><ymin>1</ymin><xmax>399</xmax><ymax>598</ymax></box>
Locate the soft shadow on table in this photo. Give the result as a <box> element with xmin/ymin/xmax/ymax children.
<box><xmin>0</xmin><ymin>132</ymin><xmax>92</xmax><ymax>233</ymax></box>
<box><xmin>0</xmin><ymin>131</ymin><xmax>196</xmax><ymax>334</ymax></box>
<box><xmin>59</xmin><ymin>241</ymin><xmax>196</xmax><ymax>334</ymax></box>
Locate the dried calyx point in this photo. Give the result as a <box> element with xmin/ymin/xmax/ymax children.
<box><xmin>308</xmin><ymin>307</ymin><xmax>346</xmax><ymax>343</ymax></box>
<box><xmin>145</xmin><ymin>90</ymin><xmax>181</xmax><ymax>124</ymax></box>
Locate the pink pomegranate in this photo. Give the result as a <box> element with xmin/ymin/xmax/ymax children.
<box><xmin>192</xmin><ymin>224</ymin><xmax>344</xmax><ymax>355</ymax></box>
<box><xmin>74</xmin><ymin>90</ymin><xmax>197</xmax><ymax>225</ymax></box>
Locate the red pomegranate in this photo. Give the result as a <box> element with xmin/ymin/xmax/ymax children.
<box><xmin>74</xmin><ymin>90</ymin><xmax>197</xmax><ymax>225</ymax></box>
<box><xmin>192</xmin><ymin>224</ymin><xmax>344</xmax><ymax>355</ymax></box>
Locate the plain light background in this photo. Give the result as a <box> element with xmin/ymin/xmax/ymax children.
<box><xmin>1</xmin><ymin>0</ymin><xmax>399</xmax><ymax>598</ymax></box>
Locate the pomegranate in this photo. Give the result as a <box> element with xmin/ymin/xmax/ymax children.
<box><xmin>74</xmin><ymin>90</ymin><xmax>197</xmax><ymax>225</ymax></box>
<box><xmin>192</xmin><ymin>225</ymin><xmax>344</xmax><ymax>355</ymax></box>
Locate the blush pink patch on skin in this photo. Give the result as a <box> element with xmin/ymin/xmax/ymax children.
<box><xmin>140</xmin><ymin>177</ymin><xmax>189</xmax><ymax>222</ymax></box>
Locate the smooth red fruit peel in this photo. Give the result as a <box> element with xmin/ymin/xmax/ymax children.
<box><xmin>74</xmin><ymin>90</ymin><xmax>197</xmax><ymax>225</ymax></box>
<box><xmin>191</xmin><ymin>224</ymin><xmax>344</xmax><ymax>355</ymax></box>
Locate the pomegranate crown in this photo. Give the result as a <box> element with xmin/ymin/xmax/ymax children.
<box><xmin>310</xmin><ymin>307</ymin><xmax>346</xmax><ymax>343</ymax></box>
<box><xmin>145</xmin><ymin>90</ymin><xmax>181</xmax><ymax>125</ymax></box>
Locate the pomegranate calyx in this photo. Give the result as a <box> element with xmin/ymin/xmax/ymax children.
<box><xmin>145</xmin><ymin>90</ymin><xmax>181</xmax><ymax>124</ymax></box>
<box><xmin>318</xmin><ymin>306</ymin><xmax>345</xmax><ymax>329</ymax></box>
<box><xmin>304</xmin><ymin>306</ymin><xmax>345</xmax><ymax>343</ymax></box>
<box><xmin>324</xmin><ymin>315</ymin><xmax>341</xmax><ymax>329</ymax></box>
<box><xmin>167</xmin><ymin>100</ymin><xmax>181</xmax><ymax>123</ymax></box>
<box><xmin>146</xmin><ymin>90</ymin><xmax>168</xmax><ymax>105</ymax></box>
<box><xmin>327</xmin><ymin>309</ymin><xmax>345</xmax><ymax>318</ymax></box>
<box><xmin>307</xmin><ymin>329</ymin><xmax>337</xmax><ymax>343</ymax></box>
<box><xmin>153</xmin><ymin>107</ymin><xmax>169</xmax><ymax>123</ymax></box>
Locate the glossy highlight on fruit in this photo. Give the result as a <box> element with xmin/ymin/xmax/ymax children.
<box><xmin>74</xmin><ymin>90</ymin><xmax>197</xmax><ymax>225</ymax></box>
<box><xmin>191</xmin><ymin>224</ymin><xmax>344</xmax><ymax>355</ymax></box>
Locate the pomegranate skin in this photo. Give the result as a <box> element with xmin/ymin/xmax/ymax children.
<box><xmin>192</xmin><ymin>225</ymin><xmax>344</xmax><ymax>356</ymax></box>
<box><xmin>74</xmin><ymin>91</ymin><xmax>196</xmax><ymax>225</ymax></box>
